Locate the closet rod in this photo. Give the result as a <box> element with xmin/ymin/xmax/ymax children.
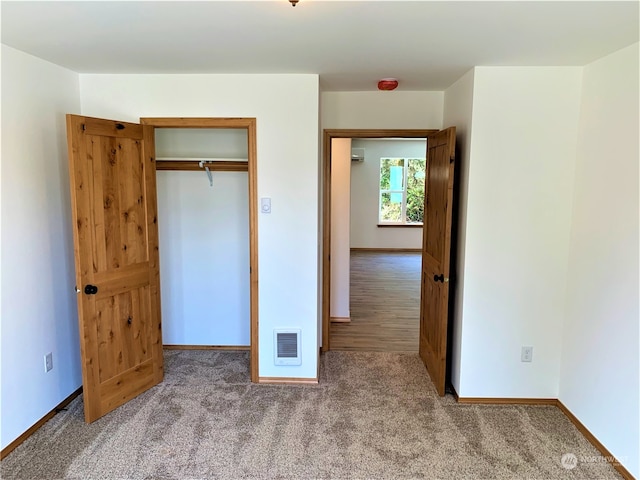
<box><xmin>155</xmin><ymin>160</ymin><xmax>248</xmax><ymax>172</ymax></box>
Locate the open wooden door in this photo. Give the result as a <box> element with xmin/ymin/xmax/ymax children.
<box><xmin>66</xmin><ymin>115</ymin><xmax>163</xmax><ymax>422</ymax></box>
<box><xmin>419</xmin><ymin>127</ymin><xmax>456</xmax><ymax>396</ymax></box>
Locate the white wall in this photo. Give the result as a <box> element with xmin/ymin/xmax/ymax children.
<box><xmin>442</xmin><ymin>68</ymin><xmax>475</xmax><ymax>394</ymax></box>
<box><xmin>330</xmin><ymin>138</ymin><xmax>351</xmax><ymax>319</ymax></box>
<box><xmin>157</xmin><ymin>171</ymin><xmax>250</xmax><ymax>346</ymax></box>
<box><xmin>458</xmin><ymin>67</ymin><xmax>582</xmax><ymax>398</ymax></box>
<box><xmin>350</xmin><ymin>139</ymin><xmax>425</xmax><ymax>249</ymax></box>
<box><xmin>559</xmin><ymin>43</ymin><xmax>639</xmax><ymax>478</ymax></box>
<box><xmin>321</xmin><ymin>91</ymin><xmax>443</xmax><ymax>130</ymax></box>
<box><xmin>1</xmin><ymin>45</ymin><xmax>82</xmax><ymax>449</ymax></box>
<box><xmin>155</xmin><ymin>128</ymin><xmax>248</xmax><ymax>159</ymax></box>
<box><xmin>79</xmin><ymin>74</ymin><xmax>320</xmax><ymax>379</ymax></box>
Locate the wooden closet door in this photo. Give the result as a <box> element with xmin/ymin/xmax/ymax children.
<box><xmin>66</xmin><ymin>115</ymin><xmax>163</xmax><ymax>422</ymax></box>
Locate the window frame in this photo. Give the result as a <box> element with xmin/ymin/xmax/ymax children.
<box><xmin>378</xmin><ymin>157</ymin><xmax>426</xmax><ymax>226</ymax></box>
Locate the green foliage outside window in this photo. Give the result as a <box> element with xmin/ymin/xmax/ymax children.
<box><xmin>406</xmin><ymin>159</ymin><xmax>426</xmax><ymax>223</ymax></box>
<box><xmin>379</xmin><ymin>158</ymin><xmax>426</xmax><ymax>224</ymax></box>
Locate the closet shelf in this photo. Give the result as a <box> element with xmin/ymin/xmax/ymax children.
<box><xmin>156</xmin><ymin>157</ymin><xmax>248</xmax><ymax>162</ymax></box>
<box><xmin>156</xmin><ymin>157</ymin><xmax>248</xmax><ymax>172</ymax></box>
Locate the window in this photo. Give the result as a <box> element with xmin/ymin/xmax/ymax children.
<box><xmin>379</xmin><ymin>158</ymin><xmax>426</xmax><ymax>224</ymax></box>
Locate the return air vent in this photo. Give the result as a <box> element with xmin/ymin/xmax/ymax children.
<box><xmin>274</xmin><ymin>329</ymin><xmax>302</xmax><ymax>366</ymax></box>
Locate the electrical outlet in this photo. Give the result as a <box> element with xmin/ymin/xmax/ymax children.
<box><xmin>44</xmin><ymin>352</ymin><xmax>53</xmax><ymax>372</ymax></box>
<box><xmin>521</xmin><ymin>346</ymin><xmax>533</xmax><ymax>363</ymax></box>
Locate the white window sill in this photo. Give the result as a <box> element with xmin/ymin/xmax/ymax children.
<box><xmin>377</xmin><ymin>224</ymin><xmax>423</xmax><ymax>228</ymax></box>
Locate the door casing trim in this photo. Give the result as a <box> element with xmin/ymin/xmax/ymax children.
<box><xmin>321</xmin><ymin>129</ymin><xmax>438</xmax><ymax>352</ymax></box>
<box><xmin>141</xmin><ymin>117</ymin><xmax>259</xmax><ymax>382</ymax></box>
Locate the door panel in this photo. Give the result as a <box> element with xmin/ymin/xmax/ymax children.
<box><xmin>424</xmin><ymin>145</ymin><xmax>449</xmax><ymax>262</ymax></box>
<box><xmin>95</xmin><ymin>286</ymin><xmax>152</xmax><ymax>382</ymax></box>
<box><xmin>66</xmin><ymin>114</ymin><xmax>163</xmax><ymax>422</ymax></box>
<box><xmin>419</xmin><ymin>127</ymin><xmax>456</xmax><ymax>396</ymax></box>
<box><xmin>89</xmin><ymin>134</ymin><xmax>148</xmax><ymax>270</ymax></box>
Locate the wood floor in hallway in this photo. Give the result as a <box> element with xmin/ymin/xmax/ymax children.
<box><xmin>330</xmin><ymin>251</ymin><xmax>421</xmax><ymax>353</ymax></box>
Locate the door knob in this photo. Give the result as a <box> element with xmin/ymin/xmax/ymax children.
<box><xmin>433</xmin><ymin>274</ymin><xmax>449</xmax><ymax>283</ymax></box>
<box><xmin>84</xmin><ymin>284</ymin><xmax>98</xmax><ymax>295</ymax></box>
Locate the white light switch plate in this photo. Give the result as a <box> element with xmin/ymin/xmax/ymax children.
<box><xmin>261</xmin><ymin>197</ymin><xmax>271</xmax><ymax>214</ymax></box>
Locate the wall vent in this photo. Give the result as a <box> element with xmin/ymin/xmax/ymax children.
<box><xmin>274</xmin><ymin>329</ymin><xmax>302</xmax><ymax>366</ymax></box>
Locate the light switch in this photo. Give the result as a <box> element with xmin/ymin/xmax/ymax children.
<box><xmin>261</xmin><ymin>197</ymin><xmax>271</xmax><ymax>214</ymax></box>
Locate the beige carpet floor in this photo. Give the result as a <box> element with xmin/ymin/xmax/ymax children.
<box><xmin>1</xmin><ymin>350</ymin><xmax>621</xmax><ymax>480</ymax></box>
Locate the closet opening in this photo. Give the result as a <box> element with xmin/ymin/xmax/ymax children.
<box><xmin>141</xmin><ymin>118</ymin><xmax>259</xmax><ymax>382</ymax></box>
